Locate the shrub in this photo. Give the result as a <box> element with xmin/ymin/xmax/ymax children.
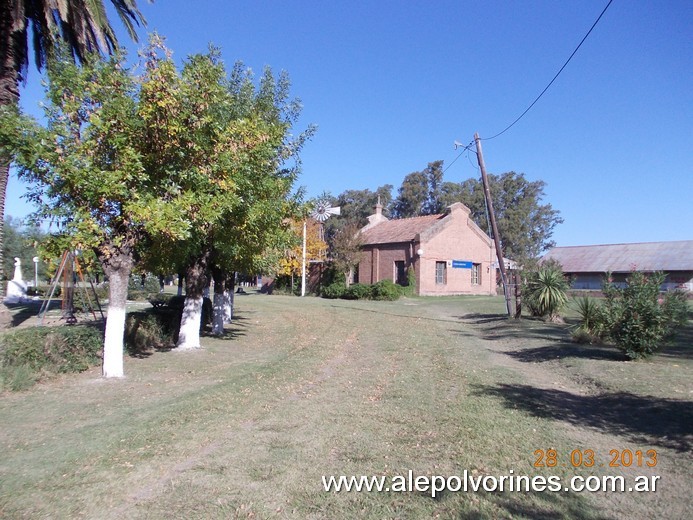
<box><xmin>402</xmin><ymin>266</ymin><xmax>417</xmax><ymax>296</ymax></box>
<box><xmin>523</xmin><ymin>261</ymin><xmax>570</xmax><ymax>320</ymax></box>
<box><xmin>148</xmin><ymin>292</ymin><xmax>174</xmax><ymax>307</ymax></box>
<box><xmin>0</xmin><ymin>364</ymin><xmax>38</xmax><ymax>391</ymax></box>
<box><xmin>125</xmin><ymin>310</ymin><xmax>178</xmax><ymax>354</ymax></box>
<box><xmin>571</xmin><ymin>296</ymin><xmax>607</xmax><ymax>340</ymax></box>
<box><xmin>601</xmin><ymin>271</ymin><xmax>689</xmax><ymax>359</ymax></box>
<box><xmin>322</xmin><ymin>282</ymin><xmax>346</xmax><ymax>299</ymax></box>
<box><xmin>129</xmin><ymin>273</ymin><xmax>162</xmax><ymax>294</ymax></box>
<box><xmin>126</xmin><ymin>289</ymin><xmax>152</xmax><ymax>301</ymax></box>
<box><xmin>571</xmin><ymin>327</ymin><xmax>598</xmax><ymax>345</ymax></box>
<box><xmin>371</xmin><ymin>280</ymin><xmax>402</xmax><ymax>301</ymax></box>
<box><xmin>93</xmin><ymin>283</ymin><xmax>109</xmax><ymax>301</ymax></box>
<box><xmin>343</xmin><ymin>283</ymin><xmax>372</xmax><ymax>300</ymax></box>
<box><xmin>1</xmin><ymin>325</ymin><xmax>103</xmax><ymax>389</ymax></box>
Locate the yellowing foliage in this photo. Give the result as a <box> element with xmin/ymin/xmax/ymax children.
<box><xmin>278</xmin><ymin>219</ymin><xmax>327</xmax><ymax>277</ymax></box>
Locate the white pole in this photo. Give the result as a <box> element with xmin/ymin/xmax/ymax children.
<box><xmin>301</xmin><ymin>220</ymin><xmax>307</xmax><ymax>296</ymax></box>
<box><xmin>33</xmin><ymin>256</ymin><xmax>39</xmax><ymax>288</ymax></box>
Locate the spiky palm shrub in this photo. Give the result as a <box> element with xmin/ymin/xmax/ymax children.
<box><xmin>571</xmin><ymin>296</ymin><xmax>606</xmax><ymax>343</ymax></box>
<box><xmin>523</xmin><ymin>261</ymin><xmax>570</xmax><ymax>320</ymax></box>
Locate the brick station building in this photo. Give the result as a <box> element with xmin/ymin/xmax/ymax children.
<box><xmin>357</xmin><ymin>201</ymin><xmax>497</xmax><ymax>296</ymax></box>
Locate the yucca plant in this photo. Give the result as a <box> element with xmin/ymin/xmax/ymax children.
<box><xmin>570</xmin><ymin>295</ymin><xmax>606</xmax><ymax>343</ymax></box>
<box><xmin>573</xmin><ymin>296</ymin><xmax>602</xmax><ymax>332</ymax></box>
<box><xmin>523</xmin><ymin>261</ymin><xmax>570</xmax><ymax>320</ymax></box>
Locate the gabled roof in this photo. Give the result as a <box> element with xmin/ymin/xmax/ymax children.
<box><xmin>543</xmin><ymin>241</ymin><xmax>693</xmax><ymax>273</ymax></box>
<box><xmin>359</xmin><ymin>214</ymin><xmax>444</xmax><ymax>245</ymax></box>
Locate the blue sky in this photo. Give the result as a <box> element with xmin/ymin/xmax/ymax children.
<box><xmin>9</xmin><ymin>0</ymin><xmax>692</xmax><ymax>248</ymax></box>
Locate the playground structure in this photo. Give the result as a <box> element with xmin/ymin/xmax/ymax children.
<box><xmin>38</xmin><ymin>251</ymin><xmax>104</xmax><ymax>325</ymax></box>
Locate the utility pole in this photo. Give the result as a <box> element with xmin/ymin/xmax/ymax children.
<box><xmin>474</xmin><ymin>133</ymin><xmax>513</xmax><ymax>317</ymax></box>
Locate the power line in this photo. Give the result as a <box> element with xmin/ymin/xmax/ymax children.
<box><xmin>443</xmin><ymin>141</ymin><xmax>475</xmax><ymax>174</ymax></box>
<box><xmin>482</xmin><ymin>0</ymin><xmax>614</xmax><ymax>141</ymax></box>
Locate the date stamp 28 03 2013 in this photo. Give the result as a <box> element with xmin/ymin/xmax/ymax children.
<box><xmin>533</xmin><ymin>448</ymin><xmax>657</xmax><ymax>469</ymax></box>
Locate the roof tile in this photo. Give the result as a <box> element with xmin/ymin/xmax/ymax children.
<box><xmin>360</xmin><ymin>214</ymin><xmax>444</xmax><ymax>244</ymax></box>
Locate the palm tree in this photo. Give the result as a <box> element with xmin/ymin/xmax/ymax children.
<box><xmin>0</xmin><ymin>0</ymin><xmax>146</xmax><ymax>313</ymax></box>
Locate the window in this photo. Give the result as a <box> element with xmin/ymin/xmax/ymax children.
<box><xmin>435</xmin><ymin>261</ymin><xmax>447</xmax><ymax>285</ymax></box>
<box><xmin>471</xmin><ymin>263</ymin><xmax>481</xmax><ymax>285</ymax></box>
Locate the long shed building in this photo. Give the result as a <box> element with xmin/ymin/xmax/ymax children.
<box><xmin>542</xmin><ymin>240</ymin><xmax>693</xmax><ymax>291</ymax></box>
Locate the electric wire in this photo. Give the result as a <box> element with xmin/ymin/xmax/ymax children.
<box><xmin>443</xmin><ymin>140</ymin><xmax>475</xmax><ymax>174</ymax></box>
<box><xmin>482</xmin><ymin>0</ymin><xmax>614</xmax><ymax>141</ymax></box>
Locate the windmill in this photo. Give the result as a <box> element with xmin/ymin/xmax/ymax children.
<box><xmin>302</xmin><ymin>199</ymin><xmax>341</xmax><ymax>296</ymax></box>
<box><xmin>310</xmin><ymin>199</ymin><xmax>341</xmax><ymax>242</ymax></box>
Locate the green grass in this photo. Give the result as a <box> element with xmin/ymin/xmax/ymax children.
<box><xmin>0</xmin><ymin>293</ymin><xmax>690</xmax><ymax>519</ymax></box>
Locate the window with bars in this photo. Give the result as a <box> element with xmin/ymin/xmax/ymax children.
<box><xmin>471</xmin><ymin>263</ymin><xmax>481</xmax><ymax>285</ymax></box>
<box><xmin>435</xmin><ymin>261</ymin><xmax>447</xmax><ymax>285</ymax></box>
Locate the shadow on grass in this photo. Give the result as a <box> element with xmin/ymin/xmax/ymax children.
<box><xmin>658</xmin><ymin>324</ymin><xmax>693</xmax><ymax>360</ymax></box>
<box><xmin>329</xmin><ymin>304</ymin><xmax>461</xmax><ymax>324</ymax></box>
<box><xmin>452</xmin><ymin>489</ymin><xmax>612</xmax><ymax>520</ymax></box>
<box><xmin>458</xmin><ymin>313</ymin><xmax>509</xmax><ymax>324</ymax></box>
<box><xmin>201</xmin><ymin>318</ymin><xmax>248</xmax><ymax>342</ymax></box>
<box><xmin>506</xmin><ymin>343</ymin><xmax>628</xmax><ymax>363</ymax></box>
<box><xmin>484</xmin><ymin>492</ymin><xmax>612</xmax><ymax>520</ymax></box>
<box><xmin>473</xmin><ymin>383</ymin><xmax>693</xmax><ymax>452</ymax></box>
<box><xmin>6</xmin><ymin>300</ymin><xmax>62</xmax><ymax>327</ymax></box>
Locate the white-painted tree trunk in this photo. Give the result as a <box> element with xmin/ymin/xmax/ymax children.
<box><xmin>224</xmin><ymin>289</ymin><xmax>234</xmax><ymax>323</ymax></box>
<box><xmin>102</xmin><ymin>267</ymin><xmax>129</xmax><ymax>378</ymax></box>
<box><xmin>212</xmin><ymin>291</ymin><xmax>225</xmax><ymax>335</ymax></box>
<box><xmin>176</xmin><ymin>296</ymin><xmax>202</xmax><ymax>349</ymax></box>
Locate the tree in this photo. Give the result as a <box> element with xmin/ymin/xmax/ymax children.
<box><xmin>392</xmin><ymin>160</ymin><xmax>444</xmax><ymax>218</ymax></box>
<box><xmin>330</xmin><ymin>221</ymin><xmax>363</xmax><ymax>287</ymax></box>
<box><xmin>0</xmin><ymin>47</ymin><xmax>192</xmax><ymax>378</ymax></box>
<box><xmin>333</xmin><ymin>185</ymin><xmax>394</xmax><ymax>226</ymax></box>
<box><xmin>323</xmin><ymin>185</ymin><xmax>392</xmax><ymax>253</ymax></box>
<box><xmin>136</xmin><ymin>42</ymin><xmax>312</xmax><ymax>349</ymax></box>
<box><xmin>278</xmin><ymin>218</ymin><xmax>327</xmax><ymax>290</ymax></box>
<box><xmin>0</xmin><ymin>0</ymin><xmax>146</xmax><ymax>312</ymax></box>
<box><xmin>445</xmin><ymin>171</ymin><xmax>563</xmax><ymax>262</ymax></box>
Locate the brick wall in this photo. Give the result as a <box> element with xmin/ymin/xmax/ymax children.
<box><xmin>418</xmin><ymin>216</ymin><xmax>495</xmax><ymax>296</ymax></box>
<box><xmin>357</xmin><ymin>203</ymin><xmax>496</xmax><ymax>296</ymax></box>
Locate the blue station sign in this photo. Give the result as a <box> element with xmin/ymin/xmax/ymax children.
<box><xmin>451</xmin><ymin>260</ymin><xmax>473</xmax><ymax>269</ymax></box>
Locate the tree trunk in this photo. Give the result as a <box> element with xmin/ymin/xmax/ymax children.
<box><xmin>177</xmin><ymin>271</ymin><xmax>184</xmax><ymax>296</ymax></box>
<box><xmin>0</xmin><ymin>2</ymin><xmax>22</xmax><ymax>326</ymax></box>
<box><xmin>176</xmin><ymin>253</ymin><xmax>209</xmax><ymax>349</ymax></box>
<box><xmin>224</xmin><ymin>274</ymin><xmax>235</xmax><ymax>323</ymax></box>
<box><xmin>102</xmin><ymin>265</ymin><xmax>130</xmax><ymax>377</ymax></box>
<box><xmin>100</xmin><ymin>247</ymin><xmax>134</xmax><ymax>378</ymax></box>
<box><xmin>211</xmin><ymin>267</ymin><xmax>225</xmax><ymax>336</ymax></box>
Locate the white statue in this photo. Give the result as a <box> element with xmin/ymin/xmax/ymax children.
<box><xmin>5</xmin><ymin>257</ymin><xmax>28</xmax><ymax>303</ymax></box>
<box><xmin>13</xmin><ymin>257</ymin><xmax>23</xmax><ymax>281</ymax></box>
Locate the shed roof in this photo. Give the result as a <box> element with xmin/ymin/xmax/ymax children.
<box><xmin>359</xmin><ymin>214</ymin><xmax>444</xmax><ymax>245</ymax></box>
<box><xmin>543</xmin><ymin>241</ymin><xmax>693</xmax><ymax>273</ymax></box>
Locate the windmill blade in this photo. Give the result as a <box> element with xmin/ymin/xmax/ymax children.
<box><xmin>311</xmin><ymin>200</ymin><xmax>340</xmax><ymax>221</ymax></box>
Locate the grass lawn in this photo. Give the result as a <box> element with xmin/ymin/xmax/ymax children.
<box><xmin>0</xmin><ymin>293</ymin><xmax>690</xmax><ymax>519</ymax></box>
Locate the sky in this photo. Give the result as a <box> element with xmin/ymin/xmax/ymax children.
<box><xmin>8</xmin><ymin>0</ymin><xmax>692</xmax><ymax>248</ymax></box>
